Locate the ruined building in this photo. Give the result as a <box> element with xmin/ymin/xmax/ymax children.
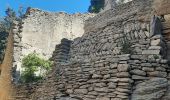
<box><xmin>1</xmin><ymin>0</ymin><xmax>170</xmax><ymax>100</ymax></box>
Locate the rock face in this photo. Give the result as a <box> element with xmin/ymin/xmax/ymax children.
<box><xmin>12</xmin><ymin>0</ymin><xmax>170</xmax><ymax>100</ymax></box>
<box><xmin>12</xmin><ymin>8</ymin><xmax>95</xmax><ymax>81</ymax></box>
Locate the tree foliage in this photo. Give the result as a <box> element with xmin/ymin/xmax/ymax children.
<box><xmin>21</xmin><ymin>53</ymin><xmax>52</xmax><ymax>83</ymax></box>
<box><xmin>88</xmin><ymin>0</ymin><xmax>104</xmax><ymax>13</ymax></box>
<box><xmin>0</xmin><ymin>6</ymin><xmax>26</xmax><ymax>33</ymax></box>
<box><xmin>4</xmin><ymin>7</ymin><xmax>17</xmax><ymax>29</ymax></box>
<box><xmin>0</xmin><ymin>7</ymin><xmax>17</xmax><ymax>63</ymax></box>
<box><xmin>0</xmin><ymin>18</ymin><xmax>9</xmax><ymax>32</ymax></box>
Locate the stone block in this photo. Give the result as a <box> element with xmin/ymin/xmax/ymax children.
<box><xmin>108</xmin><ymin>82</ymin><xmax>117</xmax><ymax>89</ymax></box>
<box><xmin>117</xmin><ymin>72</ymin><xmax>130</xmax><ymax>78</ymax></box>
<box><xmin>74</xmin><ymin>89</ymin><xmax>88</xmax><ymax>94</ymax></box>
<box><xmin>94</xmin><ymin>87</ymin><xmax>108</xmax><ymax>93</ymax></box>
<box><xmin>142</xmin><ymin>67</ymin><xmax>154</xmax><ymax>72</ymax></box>
<box><xmin>147</xmin><ymin>71</ymin><xmax>167</xmax><ymax>78</ymax></box>
<box><xmin>92</xmin><ymin>74</ymin><xmax>103</xmax><ymax>79</ymax></box>
<box><xmin>118</xmin><ymin>64</ymin><xmax>129</xmax><ymax>72</ymax></box>
<box><xmin>148</xmin><ymin>46</ymin><xmax>161</xmax><ymax>50</ymax></box>
<box><xmin>132</xmin><ymin>75</ymin><xmax>149</xmax><ymax>80</ymax></box>
<box><xmin>118</xmin><ymin>78</ymin><xmax>134</xmax><ymax>83</ymax></box>
<box><xmin>130</xmin><ymin>69</ymin><xmax>146</xmax><ymax>76</ymax></box>
<box><xmin>116</xmin><ymin>88</ymin><xmax>131</xmax><ymax>93</ymax></box>
<box><xmin>150</xmin><ymin>39</ymin><xmax>161</xmax><ymax>46</ymax></box>
<box><xmin>142</xmin><ymin>50</ymin><xmax>160</xmax><ymax>55</ymax></box>
<box><xmin>95</xmin><ymin>83</ymin><xmax>107</xmax><ymax>87</ymax></box>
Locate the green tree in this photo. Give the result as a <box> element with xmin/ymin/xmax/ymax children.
<box><xmin>0</xmin><ymin>18</ymin><xmax>9</xmax><ymax>32</ymax></box>
<box><xmin>4</xmin><ymin>7</ymin><xmax>17</xmax><ymax>28</ymax></box>
<box><xmin>21</xmin><ymin>53</ymin><xmax>52</xmax><ymax>83</ymax></box>
<box><xmin>88</xmin><ymin>0</ymin><xmax>104</xmax><ymax>13</ymax></box>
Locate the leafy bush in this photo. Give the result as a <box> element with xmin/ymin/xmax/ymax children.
<box><xmin>21</xmin><ymin>53</ymin><xmax>52</xmax><ymax>83</ymax></box>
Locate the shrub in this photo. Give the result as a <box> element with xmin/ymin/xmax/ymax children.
<box><xmin>120</xmin><ymin>36</ymin><xmax>134</xmax><ymax>54</ymax></box>
<box><xmin>21</xmin><ymin>53</ymin><xmax>52</xmax><ymax>83</ymax></box>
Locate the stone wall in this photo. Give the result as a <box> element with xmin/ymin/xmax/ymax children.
<box><xmin>51</xmin><ymin>38</ymin><xmax>72</xmax><ymax>64</ymax></box>
<box><xmin>13</xmin><ymin>20</ymin><xmax>23</xmax><ymax>82</ymax></box>
<box><xmin>13</xmin><ymin>0</ymin><xmax>170</xmax><ymax>100</ymax></box>
<box><xmin>13</xmin><ymin>8</ymin><xmax>95</xmax><ymax>81</ymax></box>
<box><xmin>153</xmin><ymin>0</ymin><xmax>170</xmax><ymax>15</ymax></box>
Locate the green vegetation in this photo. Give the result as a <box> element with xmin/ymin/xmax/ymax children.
<box><xmin>0</xmin><ymin>7</ymin><xmax>17</xmax><ymax>63</ymax></box>
<box><xmin>0</xmin><ymin>6</ymin><xmax>26</xmax><ymax>63</ymax></box>
<box><xmin>88</xmin><ymin>0</ymin><xmax>104</xmax><ymax>13</ymax></box>
<box><xmin>21</xmin><ymin>53</ymin><xmax>52</xmax><ymax>83</ymax></box>
<box><xmin>153</xmin><ymin>55</ymin><xmax>159</xmax><ymax>59</ymax></box>
<box><xmin>120</xmin><ymin>36</ymin><xmax>134</xmax><ymax>54</ymax></box>
<box><xmin>5</xmin><ymin>7</ymin><xmax>17</xmax><ymax>28</ymax></box>
<box><xmin>0</xmin><ymin>31</ymin><xmax>8</xmax><ymax>63</ymax></box>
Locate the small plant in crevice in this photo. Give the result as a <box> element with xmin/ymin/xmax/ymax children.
<box><xmin>55</xmin><ymin>67</ymin><xmax>61</xmax><ymax>81</ymax></box>
<box><xmin>120</xmin><ymin>35</ymin><xmax>134</xmax><ymax>54</ymax></box>
<box><xmin>20</xmin><ymin>53</ymin><xmax>52</xmax><ymax>83</ymax></box>
<box><xmin>153</xmin><ymin>55</ymin><xmax>159</xmax><ymax>59</ymax></box>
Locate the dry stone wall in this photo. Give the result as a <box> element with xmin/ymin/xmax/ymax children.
<box><xmin>153</xmin><ymin>0</ymin><xmax>170</xmax><ymax>15</ymax></box>
<box><xmin>13</xmin><ymin>0</ymin><xmax>170</xmax><ymax>100</ymax></box>
<box><xmin>51</xmin><ymin>38</ymin><xmax>72</xmax><ymax>64</ymax></box>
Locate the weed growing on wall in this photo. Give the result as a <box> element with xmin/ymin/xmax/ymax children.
<box><xmin>120</xmin><ymin>35</ymin><xmax>134</xmax><ymax>54</ymax></box>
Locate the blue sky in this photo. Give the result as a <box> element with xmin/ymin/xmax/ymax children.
<box><xmin>0</xmin><ymin>0</ymin><xmax>90</xmax><ymax>16</ymax></box>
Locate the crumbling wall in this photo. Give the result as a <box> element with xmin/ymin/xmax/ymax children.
<box><xmin>13</xmin><ymin>0</ymin><xmax>170</xmax><ymax>100</ymax></box>
<box><xmin>25</xmin><ymin>0</ymin><xmax>169</xmax><ymax>99</ymax></box>
<box><xmin>51</xmin><ymin>38</ymin><xmax>72</xmax><ymax>63</ymax></box>
<box><xmin>13</xmin><ymin>8</ymin><xmax>95</xmax><ymax>81</ymax></box>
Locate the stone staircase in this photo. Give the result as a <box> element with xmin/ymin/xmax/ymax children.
<box><xmin>162</xmin><ymin>16</ymin><xmax>170</xmax><ymax>61</ymax></box>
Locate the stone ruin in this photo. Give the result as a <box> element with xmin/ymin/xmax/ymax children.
<box><xmin>1</xmin><ymin>0</ymin><xmax>170</xmax><ymax>100</ymax></box>
<box><xmin>12</xmin><ymin>8</ymin><xmax>95</xmax><ymax>82</ymax></box>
